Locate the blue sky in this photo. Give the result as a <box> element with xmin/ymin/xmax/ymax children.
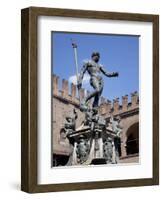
<box><xmin>52</xmin><ymin>32</ymin><xmax>139</xmax><ymax>102</ymax></box>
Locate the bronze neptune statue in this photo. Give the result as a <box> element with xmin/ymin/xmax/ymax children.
<box><xmin>77</xmin><ymin>52</ymin><xmax>118</xmax><ymax>110</ymax></box>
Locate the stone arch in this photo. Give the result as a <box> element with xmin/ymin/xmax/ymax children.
<box><xmin>120</xmin><ymin>116</ymin><xmax>139</xmax><ymax>157</ymax></box>
<box><xmin>125</xmin><ymin>122</ymin><xmax>139</xmax><ymax>155</ymax></box>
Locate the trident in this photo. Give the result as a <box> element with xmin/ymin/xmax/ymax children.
<box><xmin>71</xmin><ymin>39</ymin><xmax>81</xmax><ymax>103</ymax></box>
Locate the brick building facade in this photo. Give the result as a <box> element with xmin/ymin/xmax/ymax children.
<box><xmin>52</xmin><ymin>74</ymin><xmax>139</xmax><ymax>166</ymax></box>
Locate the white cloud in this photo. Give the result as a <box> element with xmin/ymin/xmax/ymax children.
<box><xmin>69</xmin><ymin>74</ymin><xmax>90</xmax><ymax>85</ymax></box>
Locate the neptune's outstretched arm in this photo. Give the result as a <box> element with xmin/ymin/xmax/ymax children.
<box><xmin>100</xmin><ymin>65</ymin><xmax>119</xmax><ymax>77</ymax></box>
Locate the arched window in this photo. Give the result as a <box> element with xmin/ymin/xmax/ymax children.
<box><xmin>126</xmin><ymin>123</ymin><xmax>139</xmax><ymax>155</ymax></box>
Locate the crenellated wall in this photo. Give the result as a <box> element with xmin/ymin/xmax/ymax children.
<box><xmin>53</xmin><ymin>74</ymin><xmax>139</xmax><ymax>115</ymax></box>
<box><xmin>53</xmin><ymin>74</ymin><xmax>86</xmax><ymax>105</ymax></box>
<box><xmin>99</xmin><ymin>91</ymin><xmax>139</xmax><ymax>116</ymax></box>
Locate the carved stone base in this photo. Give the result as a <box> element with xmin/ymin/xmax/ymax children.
<box><xmin>67</xmin><ymin>125</ymin><xmax>119</xmax><ymax>165</ymax></box>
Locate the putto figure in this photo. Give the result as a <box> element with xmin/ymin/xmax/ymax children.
<box><xmin>77</xmin><ymin>52</ymin><xmax>118</xmax><ymax>110</ymax></box>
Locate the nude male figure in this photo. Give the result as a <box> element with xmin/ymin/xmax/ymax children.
<box><xmin>77</xmin><ymin>52</ymin><xmax>118</xmax><ymax>110</ymax></box>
